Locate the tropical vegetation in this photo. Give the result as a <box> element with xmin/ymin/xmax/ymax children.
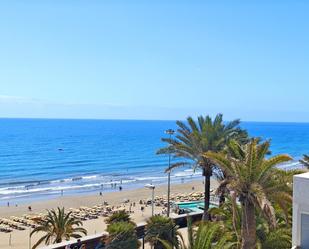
<box><xmin>156</xmin><ymin>115</ymin><xmax>303</xmax><ymax>249</ymax></box>
<box><xmin>105</xmin><ymin>209</ymin><xmax>134</xmax><ymax>225</ymax></box>
<box><xmin>157</xmin><ymin>114</ymin><xmax>248</xmax><ymax>220</ymax></box>
<box><xmin>209</xmin><ymin>197</ymin><xmax>292</xmax><ymax>249</ymax></box>
<box><xmin>30</xmin><ymin>207</ymin><xmax>87</xmax><ymax>249</ymax></box>
<box><xmin>161</xmin><ymin>218</ymin><xmax>235</xmax><ymax>249</ymax></box>
<box><xmin>29</xmin><ymin>114</ymin><xmax>304</xmax><ymax>249</ymax></box>
<box><xmin>104</xmin><ymin>209</ymin><xmax>139</xmax><ymax>249</ymax></box>
<box><xmin>145</xmin><ymin>215</ymin><xmax>180</xmax><ymax>249</ymax></box>
<box><xmin>205</xmin><ymin>139</ymin><xmax>294</xmax><ymax>249</ymax></box>
<box><xmin>105</xmin><ymin>221</ymin><xmax>140</xmax><ymax>249</ymax></box>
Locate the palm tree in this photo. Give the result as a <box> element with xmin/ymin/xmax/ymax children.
<box><xmin>209</xmin><ymin>196</ymin><xmax>242</xmax><ymax>247</ymax></box>
<box><xmin>206</xmin><ymin>139</ymin><xmax>292</xmax><ymax>249</ymax></box>
<box><xmin>187</xmin><ymin>222</ymin><xmax>234</xmax><ymax>249</ymax></box>
<box><xmin>210</xmin><ymin>197</ymin><xmax>292</xmax><ymax>249</ymax></box>
<box><xmin>257</xmin><ymin>228</ymin><xmax>291</xmax><ymax>249</ymax></box>
<box><xmin>30</xmin><ymin>207</ymin><xmax>87</xmax><ymax>249</ymax></box>
<box><xmin>105</xmin><ymin>210</ymin><xmax>134</xmax><ymax>225</ymax></box>
<box><xmin>300</xmin><ymin>154</ymin><xmax>309</xmax><ymax>168</ymax></box>
<box><xmin>157</xmin><ymin>114</ymin><xmax>247</xmax><ymax>220</ymax></box>
<box><xmin>256</xmin><ymin>211</ymin><xmax>292</xmax><ymax>249</ymax></box>
<box><xmin>145</xmin><ymin>215</ymin><xmax>179</xmax><ymax>249</ymax></box>
<box><xmin>105</xmin><ymin>221</ymin><xmax>140</xmax><ymax>249</ymax></box>
<box><xmin>268</xmin><ymin>168</ymin><xmax>304</xmax><ymax>224</ymax></box>
<box><xmin>161</xmin><ymin>220</ymin><xmax>234</xmax><ymax>249</ymax></box>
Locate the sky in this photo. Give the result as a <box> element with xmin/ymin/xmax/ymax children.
<box><xmin>0</xmin><ymin>0</ymin><xmax>308</xmax><ymax>122</ymax></box>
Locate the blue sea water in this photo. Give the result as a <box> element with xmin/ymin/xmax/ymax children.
<box><xmin>0</xmin><ymin>119</ymin><xmax>308</xmax><ymax>204</ymax></box>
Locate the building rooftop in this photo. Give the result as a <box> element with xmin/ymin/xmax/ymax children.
<box><xmin>294</xmin><ymin>172</ymin><xmax>309</xmax><ymax>179</ymax></box>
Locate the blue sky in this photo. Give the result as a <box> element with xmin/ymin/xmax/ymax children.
<box><xmin>0</xmin><ymin>0</ymin><xmax>308</xmax><ymax>121</ymax></box>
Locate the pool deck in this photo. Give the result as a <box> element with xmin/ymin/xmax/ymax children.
<box><xmin>172</xmin><ymin>200</ymin><xmax>219</xmax><ymax>215</ymax></box>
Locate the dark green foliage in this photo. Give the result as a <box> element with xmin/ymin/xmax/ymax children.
<box><xmin>105</xmin><ymin>210</ymin><xmax>133</xmax><ymax>225</ymax></box>
<box><xmin>145</xmin><ymin>215</ymin><xmax>179</xmax><ymax>249</ymax></box>
<box><xmin>259</xmin><ymin>228</ymin><xmax>291</xmax><ymax>249</ymax></box>
<box><xmin>161</xmin><ymin>219</ymin><xmax>234</xmax><ymax>249</ymax></box>
<box><xmin>106</xmin><ymin>221</ymin><xmax>140</xmax><ymax>249</ymax></box>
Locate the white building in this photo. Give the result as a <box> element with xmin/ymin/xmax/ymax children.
<box><xmin>293</xmin><ymin>172</ymin><xmax>309</xmax><ymax>248</ymax></box>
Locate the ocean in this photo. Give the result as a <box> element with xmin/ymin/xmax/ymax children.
<box><xmin>0</xmin><ymin>119</ymin><xmax>308</xmax><ymax>205</ymax></box>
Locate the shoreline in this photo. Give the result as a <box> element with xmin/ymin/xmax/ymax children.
<box><xmin>0</xmin><ymin>178</ymin><xmax>216</xmax><ymax>219</ymax></box>
<box><xmin>0</xmin><ymin>170</ymin><xmax>205</xmax><ymax>206</ymax></box>
<box><xmin>0</xmin><ymin>160</ymin><xmax>303</xmax><ymax>207</ymax></box>
<box><xmin>0</xmin><ymin>174</ymin><xmax>204</xmax><ymax>206</ymax></box>
<box><xmin>0</xmin><ymin>179</ymin><xmax>218</xmax><ymax>249</ymax></box>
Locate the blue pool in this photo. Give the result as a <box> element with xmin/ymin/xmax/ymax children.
<box><xmin>177</xmin><ymin>201</ymin><xmax>217</xmax><ymax>213</ymax></box>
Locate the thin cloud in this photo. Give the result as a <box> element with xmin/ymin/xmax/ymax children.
<box><xmin>0</xmin><ymin>95</ymin><xmax>42</xmax><ymax>104</ymax></box>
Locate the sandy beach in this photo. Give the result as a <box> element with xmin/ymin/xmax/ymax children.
<box><xmin>0</xmin><ymin>179</ymin><xmax>218</xmax><ymax>249</ymax></box>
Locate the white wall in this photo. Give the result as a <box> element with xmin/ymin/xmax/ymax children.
<box><xmin>292</xmin><ymin>172</ymin><xmax>309</xmax><ymax>247</ymax></box>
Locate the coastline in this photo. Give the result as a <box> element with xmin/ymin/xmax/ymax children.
<box><xmin>0</xmin><ymin>119</ymin><xmax>308</xmax><ymax>207</ymax></box>
<box><xmin>0</xmin><ymin>172</ymin><xmax>204</xmax><ymax>206</ymax></box>
<box><xmin>0</xmin><ymin>179</ymin><xmax>218</xmax><ymax>249</ymax></box>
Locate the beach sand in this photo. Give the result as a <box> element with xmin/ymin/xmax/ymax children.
<box><xmin>0</xmin><ymin>179</ymin><xmax>218</xmax><ymax>249</ymax></box>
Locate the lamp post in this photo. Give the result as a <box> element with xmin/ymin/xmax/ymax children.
<box><xmin>165</xmin><ymin>129</ymin><xmax>175</xmax><ymax>217</ymax></box>
<box><xmin>142</xmin><ymin>228</ymin><xmax>151</xmax><ymax>249</ymax></box>
<box><xmin>145</xmin><ymin>184</ymin><xmax>155</xmax><ymax>217</ymax></box>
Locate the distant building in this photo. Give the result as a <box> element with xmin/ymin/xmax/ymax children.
<box><xmin>293</xmin><ymin>172</ymin><xmax>309</xmax><ymax>248</ymax></box>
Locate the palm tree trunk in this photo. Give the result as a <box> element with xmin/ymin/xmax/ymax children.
<box><xmin>202</xmin><ymin>167</ymin><xmax>211</xmax><ymax>221</ymax></box>
<box><xmin>219</xmin><ymin>193</ymin><xmax>225</xmax><ymax>206</ymax></box>
<box><xmin>231</xmin><ymin>192</ymin><xmax>240</xmax><ymax>244</ymax></box>
<box><xmin>241</xmin><ymin>200</ymin><xmax>256</xmax><ymax>249</ymax></box>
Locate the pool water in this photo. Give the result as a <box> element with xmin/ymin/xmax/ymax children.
<box><xmin>177</xmin><ymin>201</ymin><xmax>216</xmax><ymax>212</ymax></box>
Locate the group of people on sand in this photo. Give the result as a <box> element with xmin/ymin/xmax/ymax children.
<box><xmin>110</xmin><ymin>180</ymin><xmax>123</xmax><ymax>190</ymax></box>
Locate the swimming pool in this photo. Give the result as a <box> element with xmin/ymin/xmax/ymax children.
<box><xmin>177</xmin><ymin>201</ymin><xmax>216</xmax><ymax>213</ymax></box>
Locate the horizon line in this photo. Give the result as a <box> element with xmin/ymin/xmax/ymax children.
<box><xmin>0</xmin><ymin>116</ymin><xmax>308</xmax><ymax>124</ymax></box>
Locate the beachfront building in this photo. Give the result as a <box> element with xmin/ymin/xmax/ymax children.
<box><xmin>292</xmin><ymin>172</ymin><xmax>309</xmax><ymax>248</ymax></box>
